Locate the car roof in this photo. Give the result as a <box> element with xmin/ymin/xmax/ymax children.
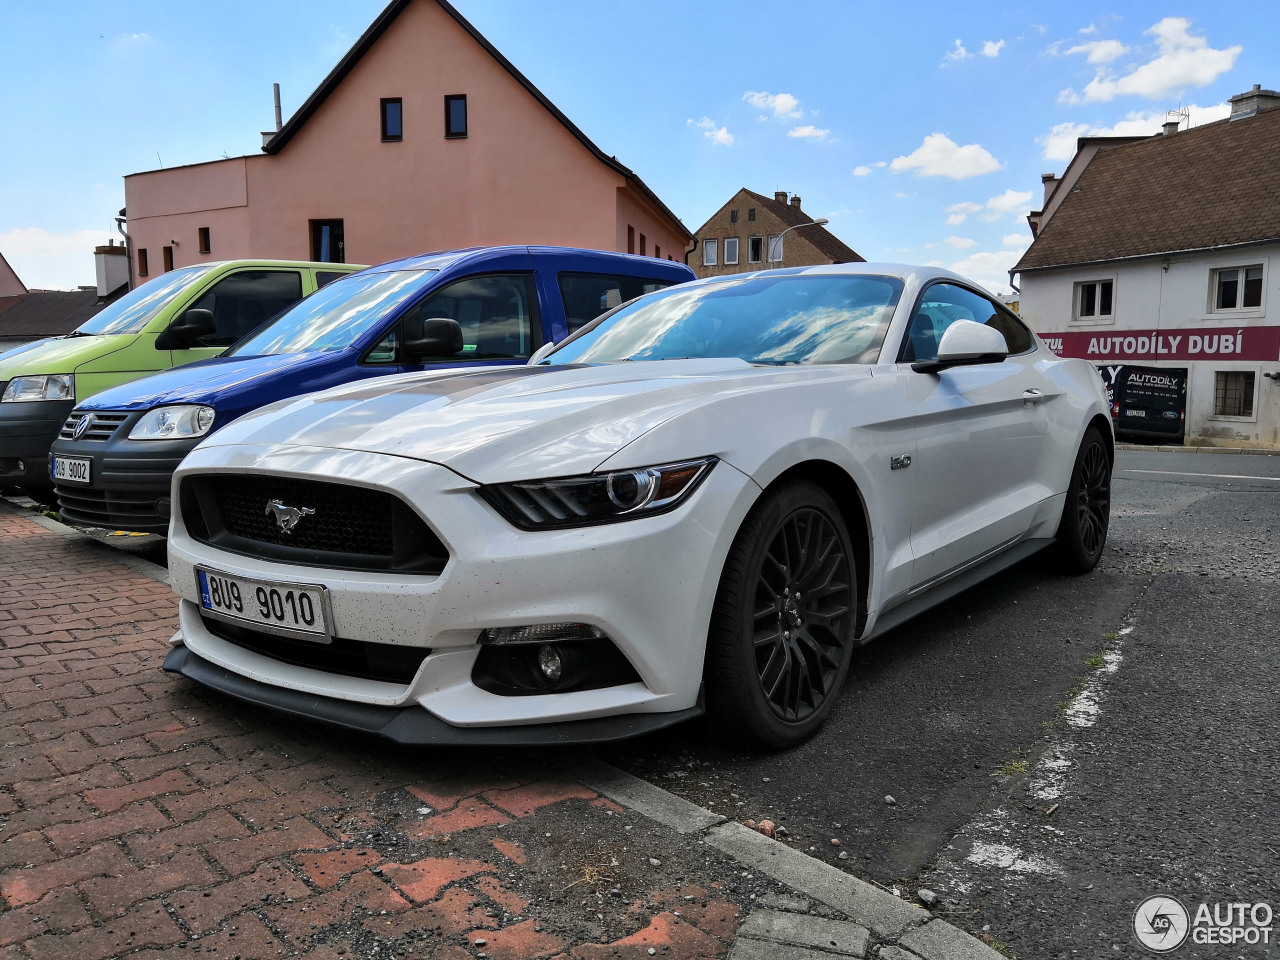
<box><xmin>362</xmin><ymin>245</ymin><xmax>695</xmax><ymax>278</ymax></box>
<box><xmin>684</xmin><ymin>261</ymin><xmax>995</xmax><ymax>296</ymax></box>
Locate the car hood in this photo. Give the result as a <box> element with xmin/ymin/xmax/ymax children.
<box><xmin>197</xmin><ymin>358</ymin><xmax>855</xmax><ymax>483</ymax></box>
<box><xmin>76</xmin><ymin>352</ymin><xmax>340</xmax><ymax>411</ymax></box>
<box><xmin>0</xmin><ymin>334</ymin><xmax>137</xmax><ymax>380</ymax></box>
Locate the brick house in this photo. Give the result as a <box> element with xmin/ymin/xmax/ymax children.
<box><xmin>1012</xmin><ymin>85</ymin><xmax>1280</xmax><ymax>448</ymax></box>
<box><xmin>121</xmin><ymin>0</ymin><xmax>690</xmax><ymax>284</ymax></box>
<box><xmin>689</xmin><ymin>189</ymin><xmax>862</xmax><ymax>280</ymax></box>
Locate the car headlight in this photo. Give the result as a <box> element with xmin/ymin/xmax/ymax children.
<box><xmin>480</xmin><ymin>457</ymin><xmax>717</xmax><ymax>529</ymax></box>
<box><xmin>1</xmin><ymin>374</ymin><xmax>74</xmax><ymax>402</ymax></box>
<box><xmin>128</xmin><ymin>405</ymin><xmax>216</xmax><ymax>441</ymax></box>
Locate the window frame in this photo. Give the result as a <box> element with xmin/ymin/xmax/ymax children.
<box><xmin>730</xmin><ymin>210</ymin><xmax>739</xmax><ymax>224</ymax></box>
<box><xmin>748</xmin><ymin>236</ymin><xmax>764</xmax><ymax>264</ymax></box>
<box><xmin>1072</xmin><ymin>277</ymin><xmax>1115</xmax><ymax>325</ymax></box>
<box><xmin>162</xmin><ymin>246</ymin><xmax>174</xmax><ymax>273</ymax></box>
<box><xmin>197</xmin><ymin>227</ymin><xmax>211</xmax><ymax>254</ymax></box>
<box><xmin>380</xmin><ymin>97</ymin><xmax>403</xmax><ymax>142</ymax></box>
<box><xmin>767</xmin><ymin>234</ymin><xmax>783</xmax><ymax>263</ymax></box>
<box><xmin>444</xmin><ymin>94</ymin><xmax>468</xmax><ymax>139</ymax></box>
<box><xmin>723</xmin><ymin>237</ymin><xmax>740</xmax><ymax>266</ymax></box>
<box><xmin>702</xmin><ymin>239</ymin><xmax>718</xmax><ymax>267</ymax></box>
<box><xmin>896</xmin><ymin>279</ymin><xmax>1037</xmax><ymax>364</ymax></box>
<box><xmin>1209</xmin><ymin>368</ymin><xmax>1258</xmax><ymax>421</ymax></box>
<box><xmin>184</xmin><ymin>268</ymin><xmax>305</xmax><ymax>349</ymax></box>
<box><xmin>1208</xmin><ymin>262</ymin><xmax>1266</xmax><ymax>315</ymax></box>
<box><xmin>137</xmin><ymin>248</ymin><xmax>149</xmax><ymax>277</ymax></box>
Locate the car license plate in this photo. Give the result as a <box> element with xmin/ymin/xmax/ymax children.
<box><xmin>51</xmin><ymin>456</ymin><xmax>91</xmax><ymax>483</ymax></box>
<box><xmin>1124</xmin><ymin>409</ymin><xmax>1147</xmax><ymax>418</ymax></box>
<box><xmin>197</xmin><ymin>567</ymin><xmax>329</xmax><ymax>640</ymax></box>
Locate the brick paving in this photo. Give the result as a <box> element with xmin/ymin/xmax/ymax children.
<box><xmin>0</xmin><ymin>504</ymin><xmax>747</xmax><ymax>959</ymax></box>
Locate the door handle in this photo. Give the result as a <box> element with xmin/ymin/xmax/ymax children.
<box><xmin>1022</xmin><ymin>388</ymin><xmax>1044</xmax><ymax>405</ymax></box>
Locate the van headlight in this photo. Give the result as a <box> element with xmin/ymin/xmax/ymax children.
<box><xmin>129</xmin><ymin>405</ymin><xmax>216</xmax><ymax>440</ymax></box>
<box><xmin>480</xmin><ymin>458</ymin><xmax>716</xmax><ymax>529</ymax></box>
<box><xmin>1</xmin><ymin>374</ymin><xmax>73</xmax><ymax>402</ymax></box>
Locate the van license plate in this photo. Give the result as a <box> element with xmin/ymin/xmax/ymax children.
<box><xmin>1124</xmin><ymin>409</ymin><xmax>1146</xmax><ymax>418</ymax></box>
<box><xmin>52</xmin><ymin>456</ymin><xmax>91</xmax><ymax>483</ymax></box>
<box><xmin>197</xmin><ymin>567</ymin><xmax>329</xmax><ymax>641</ymax></box>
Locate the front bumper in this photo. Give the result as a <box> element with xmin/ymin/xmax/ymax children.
<box><xmin>166</xmin><ymin>443</ymin><xmax>759</xmax><ymax>734</ymax></box>
<box><xmin>50</xmin><ymin>410</ymin><xmax>200</xmax><ymax>533</ymax></box>
<box><xmin>0</xmin><ymin>398</ymin><xmax>74</xmax><ymax>490</ymax></box>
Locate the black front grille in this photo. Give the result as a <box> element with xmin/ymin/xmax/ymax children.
<box><xmin>56</xmin><ymin>485</ymin><xmax>168</xmax><ymax>533</ymax></box>
<box><xmin>60</xmin><ymin>411</ymin><xmax>130</xmax><ymax>441</ymax></box>
<box><xmin>181</xmin><ymin>474</ymin><xmax>448</xmax><ymax>575</ymax></box>
<box><xmin>201</xmin><ymin>615</ymin><xmax>430</xmax><ymax>684</ymax></box>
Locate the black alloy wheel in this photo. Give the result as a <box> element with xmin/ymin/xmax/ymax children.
<box><xmin>707</xmin><ymin>481</ymin><xmax>858</xmax><ymax>748</ymax></box>
<box><xmin>1057</xmin><ymin>426</ymin><xmax>1112</xmax><ymax>572</ymax></box>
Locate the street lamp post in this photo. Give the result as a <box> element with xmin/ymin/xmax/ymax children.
<box><xmin>769</xmin><ymin>218</ymin><xmax>829</xmax><ymax>265</ymax></box>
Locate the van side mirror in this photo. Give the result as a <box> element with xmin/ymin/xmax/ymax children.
<box><xmin>155</xmin><ymin>308</ymin><xmax>216</xmax><ymax>350</ymax></box>
<box><xmin>402</xmin><ymin>315</ymin><xmax>463</xmax><ymax>359</ymax></box>
<box><xmin>912</xmin><ymin>320</ymin><xmax>1008</xmax><ymax>374</ymax></box>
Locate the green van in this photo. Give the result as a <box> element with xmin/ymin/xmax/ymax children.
<box><xmin>0</xmin><ymin>259</ymin><xmax>363</xmax><ymax>499</ymax></box>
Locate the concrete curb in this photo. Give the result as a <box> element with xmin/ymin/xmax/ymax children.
<box><xmin>568</xmin><ymin>757</ymin><xmax>1004</xmax><ymax>959</ymax></box>
<box><xmin>1116</xmin><ymin>442</ymin><xmax>1277</xmax><ymax>455</ymax></box>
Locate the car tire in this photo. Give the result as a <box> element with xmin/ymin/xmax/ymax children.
<box><xmin>1055</xmin><ymin>426</ymin><xmax>1111</xmax><ymax>573</ymax></box>
<box><xmin>706</xmin><ymin>480</ymin><xmax>858</xmax><ymax>749</ymax></box>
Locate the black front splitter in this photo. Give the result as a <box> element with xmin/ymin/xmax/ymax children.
<box><xmin>163</xmin><ymin>645</ymin><xmax>702</xmax><ymax>746</ymax></box>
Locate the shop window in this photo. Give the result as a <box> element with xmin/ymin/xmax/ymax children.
<box><xmin>1074</xmin><ymin>279</ymin><xmax>1114</xmax><ymax>321</ymax></box>
<box><xmin>1213</xmin><ymin>371</ymin><xmax>1255</xmax><ymax>418</ymax></box>
<box><xmin>1212</xmin><ymin>265</ymin><xmax>1264</xmax><ymax>311</ymax></box>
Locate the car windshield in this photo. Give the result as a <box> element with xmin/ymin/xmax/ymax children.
<box><xmin>226</xmin><ymin>269</ymin><xmax>439</xmax><ymax>357</ymax></box>
<box><xmin>74</xmin><ymin>265</ymin><xmax>215</xmax><ymax>336</ymax></box>
<box><xmin>544</xmin><ymin>274</ymin><xmax>904</xmax><ymax>366</ymax></box>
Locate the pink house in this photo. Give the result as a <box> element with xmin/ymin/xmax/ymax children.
<box><xmin>123</xmin><ymin>0</ymin><xmax>691</xmax><ymax>284</ymax></box>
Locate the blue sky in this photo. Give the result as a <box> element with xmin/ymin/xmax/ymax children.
<box><xmin>1</xmin><ymin>1</ymin><xmax>1275</xmax><ymax>293</ymax></box>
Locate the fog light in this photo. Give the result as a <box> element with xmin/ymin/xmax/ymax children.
<box><xmin>156</xmin><ymin>497</ymin><xmax>171</xmax><ymax>519</ymax></box>
<box><xmin>537</xmin><ymin>644</ymin><xmax>564</xmax><ymax>683</ymax></box>
<box><xmin>478</xmin><ymin>622</ymin><xmax>604</xmax><ymax>645</ymax></box>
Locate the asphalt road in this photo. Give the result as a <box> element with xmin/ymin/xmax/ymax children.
<box><xmin>605</xmin><ymin>450</ymin><xmax>1280</xmax><ymax>958</ymax></box>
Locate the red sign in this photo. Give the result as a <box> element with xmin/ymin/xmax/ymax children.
<box><xmin>1038</xmin><ymin>326</ymin><xmax>1280</xmax><ymax>362</ymax></box>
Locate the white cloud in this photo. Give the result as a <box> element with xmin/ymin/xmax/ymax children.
<box><xmin>945</xmin><ymin>201</ymin><xmax>983</xmax><ymax>225</ymax></box>
<box><xmin>743</xmin><ymin>91</ymin><xmax>802</xmax><ymax>119</ymax></box>
<box><xmin>1037</xmin><ymin>101</ymin><xmax>1231</xmax><ymax>159</ymax></box>
<box><xmin>893</xmin><ymin>192</ymin><xmax>908</xmax><ymax>199</ymax></box>
<box><xmin>687</xmin><ymin>117</ymin><xmax>734</xmax><ymax>146</ymax></box>
<box><xmin>949</xmin><ymin>249</ymin><xmax>1023</xmax><ymax>294</ymax></box>
<box><xmin>0</xmin><ymin>227</ymin><xmax>113</xmax><ymax>290</ymax></box>
<box><xmin>891</xmin><ymin>133</ymin><xmax>1002</xmax><ymax>179</ymax></box>
<box><xmin>946</xmin><ymin>236</ymin><xmax>978</xmax><ymax>249</ymax></box>
<box><xmin>787</xmin><ymin>125</ymin><xmax>830</xmax><ymax>141</ymax></box>
<box><xmin>852</xmin><ymin>165</ymin><xmax>873</xmax><ymax>176</ymax></box>
<box><xmin>1059</xmin><ymin>17</ymin><xmax>1241</xmax><ymax>103</ymax></box>
<box><xmin>982</xmin><ymin>188</ymin><xmax>1034</xmax><ymax>219</ymax></box>
<box><xmin>982</xmin><ymin>40</ymin><xmax>1006</xmax><ymax>58</ymax></box>
<box><xmin>1003</xmin><ymin>232</ymin><xmax>1030</xmax><ymax>246</ymax></box>
<box><xmin>1066</xmin><ymin>39</ymin><xmax>1128</xmax><ymax>64</ymax></box>
<box><xmin>943</xmin><ymin>39</ymin><xmax>971</xmax><ymax>63</ymax></box>
<box><xmin>1079</xmin><ymin>23</ymin><xmax>1098</xmax><ymax>35</ymax></box>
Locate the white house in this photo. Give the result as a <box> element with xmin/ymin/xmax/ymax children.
<box><xmin>1012</xmin><ymin>85</ymin><xmax>1280</xmax><ymax>449</ymax></box>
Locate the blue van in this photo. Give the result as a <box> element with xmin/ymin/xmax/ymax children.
<box><xmin>49</xmin><ymin>246</ymin><xmax>694</xmax><ymax>532</ymax></box>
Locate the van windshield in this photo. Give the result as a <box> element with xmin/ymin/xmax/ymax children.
<box><xmin>75</xmin><ymin>265</ymin><xmax>214</xmax><ymax>336</ymax></box>
<box><xmin>226</xmin><ymin>269</ymin><xmax>439</xmax><ymax>357</ymax></box>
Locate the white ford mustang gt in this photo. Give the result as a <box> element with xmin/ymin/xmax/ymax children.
<box><xmin>164</xmin><ymin>264</ymin><xmax>1112</xmax><ymax>748</ymax></box>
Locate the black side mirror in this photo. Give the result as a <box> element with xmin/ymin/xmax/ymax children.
<box><xmin>155</xmin><ymin>308</ymin><xmax>216</xmax><ymax>350</ymax></box>
<box><xmin>403</xmin><ymin>315</ymin><xmax>463</xmax><ymax>359</ymax></box>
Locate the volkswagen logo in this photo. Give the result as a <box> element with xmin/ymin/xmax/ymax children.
<box><xmin>72</xmin><ymin>414</ymin><xmax>94</xmax><ymax>440</ymax></box>
<box><xmin>265</xmin><ymin>499</ymin><xmax>316</xmax><ymax>535</ymax></box>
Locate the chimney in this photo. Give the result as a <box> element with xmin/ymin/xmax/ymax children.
<box><xmin>790</xmin><ymin>195</ymin><xmax>802</xmax><ymax>208</ymax></box>
<box><xmin>774</xmin><ymin>190</ymin><xmax>788</xmax><ymax>203</ymax></box>
<box><xmin>1162</xmin><ymin>120</ymin><xmax>1180</xmax><ymax>136</ymax></box>
<box><xmin>1229</xmin><ymin>84</ymin><xmax>1280</xmax><ymax>121</ymax></box>
<box><xmin>94</xmin><ymin>243</ymin><xmax>129</xmax><ymax>298</ymax></box>
<box><xmin>261</xmin><ymin>82</ymin><xmax>284</xmax><ymax>149</ymax></box>
<box><xmin>1041</xmin><ymin>173</ymin><xmax>1058</xmax><ymax>206</ymax></box>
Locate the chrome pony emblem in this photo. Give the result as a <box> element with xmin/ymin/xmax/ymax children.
<box><xmin>265</xmin><ymin>499</ymin><xmax>315</xmax><ymax>535</ymax></box>
<box><xmin>72</xmin><ymin>414</ymin><xmax>94</xmax><ymax>440</ymax></box>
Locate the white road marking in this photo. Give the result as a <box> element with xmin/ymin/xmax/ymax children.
<box><xmin>1119</xmin><ymin>469</ymin><xmax>1280</xmax><ymax>482</ymax></box>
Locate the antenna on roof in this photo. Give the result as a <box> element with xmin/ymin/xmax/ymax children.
<box><xmin>1166</xmin><ymin>104</ymin><xmax>1190</xmax><ymax>130</ymax></box>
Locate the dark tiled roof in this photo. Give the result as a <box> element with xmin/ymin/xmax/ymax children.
<box><xmin>0</xmin><ymin>291</ymin><xmax>105</xmax><ymax>338</ymax></box>
<box><xmin>1016</xmin><ymin>108</ymin><xmax>1280</xmax><ymax>272</ymax></box>
<box><xmin>741</xmin><ymin>190</ymin><xmax>864</xmax><ymax>263</ymax></box>
<box><xmin>263</xmin><ymin>0</ymin><xmax>691</xmax><ymax>242</ymax></box>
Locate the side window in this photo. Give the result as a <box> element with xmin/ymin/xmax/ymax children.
<box><xmin>640</xmin><ymin>280</ymin><xmax>671</xmax><ymax>295</ymax></box>
<box><xmin>316</xmin><ymin>271</ymin><xmax>348</xmax><ymax>288</ymax></box>
<box><xmin>412</xmin><ymin>274</ymin><xmax>534</xmax><ymax>362</ymax></box>
<box><xmin>900</xmin><ymin>282</ymin><xmax>1032</xmax><ymax>363</ymax></box>
<box><xmin>365</xmin><ymin>329</ymin><xmax>398</xmax><ymax>364</ymax></box>
<box><xmin>559</xmin><ymin>273</ymin><xmax>628</xmax><ymax>333</ymax></box>
<box><xmin>186</xmin><ymin>270</ymin><xmax>304</xmax><ymax>348</ymax></box>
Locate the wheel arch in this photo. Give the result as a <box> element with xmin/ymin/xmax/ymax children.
<box><xmin>1088</xmin><ymin>413</ymin><xmax>1115</xmax><ymax>467</ymax></box>
<box><xmin>758</xmin><ymin>459</ymin><xmax>871</xmax><ymax>640</ymax></box>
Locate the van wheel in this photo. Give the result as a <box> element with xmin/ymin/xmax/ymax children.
<box><xmin>1056</xmin><ymin>426</ymin><xmax>1111</xmax><ymax>573</ymax></box>
<box><xmin>706</xmin><ymin>481</ymin><xmax>857</xmax><ymax>749</ymax></box>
